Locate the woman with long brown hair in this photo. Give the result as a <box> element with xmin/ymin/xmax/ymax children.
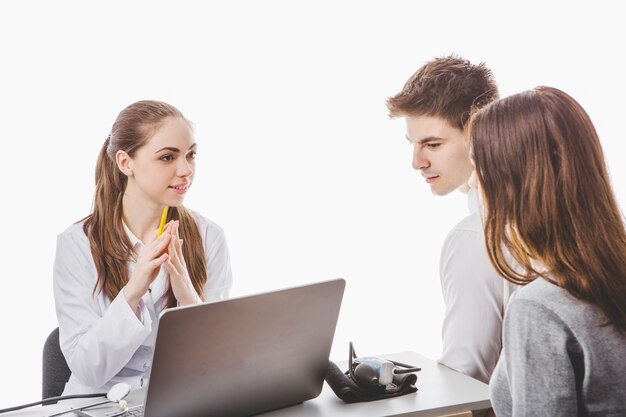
<box><xmin>53</xmin><ymin>100</ymin><xmax>232</xmax><ymax>395</ymax></box>
<box><xmin>469</xmin><ymin>86</ymin><xmax>626</xmax><ymax>416</ymax></box>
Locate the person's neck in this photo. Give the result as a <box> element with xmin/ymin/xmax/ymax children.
<box><xmin>458</xmin><ymin>182</ymin><xmax>470</xmax><ymax>194</ymax></box>
<box><xmin>122</xmin><ymin>188</ymin><xmax>164</xmax><ymax>244</ymax></box>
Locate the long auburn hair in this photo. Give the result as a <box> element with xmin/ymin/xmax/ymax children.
<box><xmin>82</xmin><ymin>100</ymin><xmax>207</xmax><ymax>307</ymax></box>
<box><xmin>469</xmin><ymin>86</ymin><xmax>626</xmax><ymax>332</ymax></box>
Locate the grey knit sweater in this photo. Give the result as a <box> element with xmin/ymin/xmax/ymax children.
<box><xmin>490</xmin><ymin>278</ymin><xmax>626</xmax><ymax>416</ymax></box>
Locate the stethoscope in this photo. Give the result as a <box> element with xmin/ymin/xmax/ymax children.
<box><xmin>46</xmin><ymin>383</ymin><xmax>132</xmax><ymax>417</ymax></box>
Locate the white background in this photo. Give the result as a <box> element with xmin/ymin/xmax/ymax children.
<box><xmin>1</xmin><ymin>0</ymin><xmax>625</xmax><ymax>408</ymax></box>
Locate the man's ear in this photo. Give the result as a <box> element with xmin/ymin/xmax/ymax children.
<box><xmin>116</xmin><ymin>150</ymin><xmax>133</xmax><ymax>177</ymax></box>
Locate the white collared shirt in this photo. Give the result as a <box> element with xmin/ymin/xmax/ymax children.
<box><xmin>438</xmin><ymin>188</ymin><xmax>517</xmax><ymax>383</ymax></box>
<box><xmin>53</xmin><ymin>209</ymin><xmax>233</xmax><ymax>395</ymax></box>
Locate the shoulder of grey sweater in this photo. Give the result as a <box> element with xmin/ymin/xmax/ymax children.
<box><xmin>512</xmin><ymin>278</ymin><xmax>604</xmax><ymax>331</ymax></box>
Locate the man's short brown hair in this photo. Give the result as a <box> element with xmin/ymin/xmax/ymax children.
<box><xmin>386</xmin><ymin>54</ymin><xmax>499</xmax><ymax>130</ymax></box>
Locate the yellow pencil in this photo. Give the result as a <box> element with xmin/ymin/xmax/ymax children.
<box><xmin>157</xmin><ymin>207</ymin><xmax>169</xmax><ymax>237</ymax></box>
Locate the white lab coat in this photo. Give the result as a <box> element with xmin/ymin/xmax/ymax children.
<box><xmin>53</xmin><ymin>209</ymin><xmax>232</xmax><ymax>395</ymax></box>
<box><xmin>438</xmin><ymin>188</ymin><xmax>517</xmax><ymax>383</ymax></box>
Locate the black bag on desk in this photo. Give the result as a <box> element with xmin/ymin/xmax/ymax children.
<box><xmin>324</xmin><ymin>360</ymin><xmax>418</xmax><ymax>403</ymax></box>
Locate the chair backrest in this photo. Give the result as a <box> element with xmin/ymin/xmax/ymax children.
<box><xmin>42</xmin><ymin>327</ymin><xmax>71</xmax><ymax>400</ymax></box>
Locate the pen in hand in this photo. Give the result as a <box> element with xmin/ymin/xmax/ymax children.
<box><xmin>157</xmin><ymin>207</ymin><xmax>169</xmax><ymax>237</ymax></box>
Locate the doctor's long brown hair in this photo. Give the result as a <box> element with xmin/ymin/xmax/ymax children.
<box><xmin>82</xmin><ymin>100</ymin><xmax>207</xmax><ymax>307</ymax></box>
<box><xmin>469</xmin><ymin>86</ymin><xmax>626</xmax><ymax>332</ymax></box>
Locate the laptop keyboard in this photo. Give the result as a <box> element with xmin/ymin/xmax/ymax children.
<box><xmin>104</xmin><ymin>405</ymin><xmax>144</xmax><ymax>417</ymax></box>
<box><xmin>123</xmin><ymin>408</ymin><xmax>143</xmax><ymax>417</ymax></box>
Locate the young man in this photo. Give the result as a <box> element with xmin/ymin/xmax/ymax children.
<box><xmin>386</xmin><ymin>55</ymin><xmax>516</xmax><ymax>384</ymax></box>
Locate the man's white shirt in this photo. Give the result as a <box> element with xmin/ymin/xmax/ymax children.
<box><xmin>438</xmin><ymin>188</ymin><xmax>517</xmax><ymax>383</ymax></box>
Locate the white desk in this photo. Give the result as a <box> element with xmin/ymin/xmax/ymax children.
<box><xmin>4</xmin><ymin>352</ymin><xmax>489</xmax><ymax>417</ymax></box>
<box><xmin>260</xmin><ymin>351</ymin><xmax>490</xmax><ymax>417</ymax></box>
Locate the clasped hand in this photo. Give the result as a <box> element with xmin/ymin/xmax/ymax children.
<box><xmin>124</xmin><ymin>220</ymin><xmax>199</xmax><ymax>311</ymax></box>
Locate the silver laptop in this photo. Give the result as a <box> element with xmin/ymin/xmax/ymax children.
<box><xmin>75</xmin><ymin>278</ymin><xmax>345</xmax><ymax>417</ymax></box>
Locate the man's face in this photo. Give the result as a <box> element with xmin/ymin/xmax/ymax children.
<box><xmin>405</xmin><ymin>115</ymin><xmax>473</xmax><ymax>196</ymax></box>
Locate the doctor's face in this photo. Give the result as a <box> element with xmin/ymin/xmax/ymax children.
<box><xmin>124</xmin><ymin>116</ymin><xmax>196</xmax><ymax>208</ymax></box>
<box><xmin>405</xmin><ymin>115</ymin><xmax>473</xmax><ymax>196</ymax></box>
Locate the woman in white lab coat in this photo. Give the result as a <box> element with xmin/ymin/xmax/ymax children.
<box><xmin>53</xmin><ymin>100</ymin><xmax>233</xmax><ymax>395</ymax></box>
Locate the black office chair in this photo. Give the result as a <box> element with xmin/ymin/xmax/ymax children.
<box><xmin>42</xmin><ymin>327</ymin><xmax>71</xmax><ymax>400</ymax></box>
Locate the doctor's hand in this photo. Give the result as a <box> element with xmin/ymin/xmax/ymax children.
<box><xmin>165</xmin><ymin>221</ymin><xmax>200</xmax><ymax>306</ymax></box>
<box><xmin>124</xmin><ymin>224</ymin><xmax>174</xmax><ymax>312</ymax></box>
